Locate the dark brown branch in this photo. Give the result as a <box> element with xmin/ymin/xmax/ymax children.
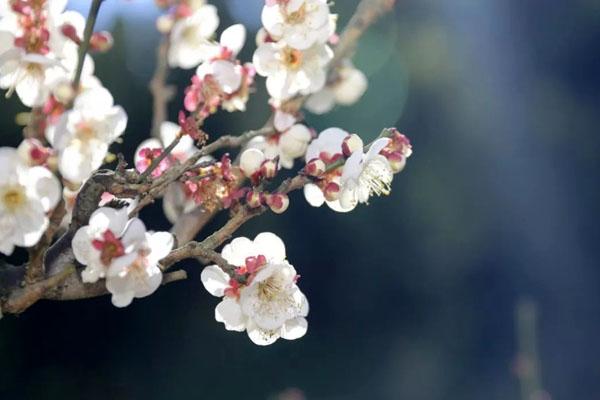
<box><xmin>44</xmin><ymin>269</ymin><xmax>187</xmax><ymax>301</ymax></box>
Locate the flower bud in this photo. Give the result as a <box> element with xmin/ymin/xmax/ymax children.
<box><xmin>266</xmin><ymin>193</ymin><xmax>289</xmax><ymax>214</ymax></box>
<box><xmin>260</xmin><ymin>158</ymin><xmax>278</xmax><ymax>179</ymax></box>
<box><xmin>246</xmin><ymin>190</ymin><xmax>263</xmax><ymax>208</ymax></box>
<box><xmin>305</xmin><ymin>158</ymin><xmax>326</xmax><ymax>177</ymax></box>
<box><xmin>90</xmin><ymin>31</ymin><xmax>113</xmax><ymax>52</ymax></box>
<box><xmin>240</xmin><ymin>148</ymin><xmax>266</xmax><ymax>179</ymax></box>
<box><xmin>342</xmin><ymin>134</ymin><xmax>363</xmax><ymax>157</ymax></box>
<box><xmin>324</xmin><ymin>182</ymin><xmax>340</xmax><ymax>201</ymax></box>
<box><xmin>61</xmin><ymin>24</ymin><xmax>80</xmax><ymax>44</ymax></box>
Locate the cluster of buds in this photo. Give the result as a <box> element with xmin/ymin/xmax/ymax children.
<box><xmin>61</xmin><ymin>24</ymin><xmax>113</xmax><ymax>53</ymax></box>
<box><xmin>239</xmin><ymin>148</ymin><xmax>279</xmax><ymax>185</ymax></box>
<box><xmin>182</xmin><ymin>154</ymin><xmax>241</xmax><ymax>211</ymax></box>
<box><xmin>245</xmin><ymin>190</ymin><xmax>289</xmax><ymax>214</ymax></box>
<box><xmin>177</xmin><ymin>110</ymin><xmax>207</xmax><ymax>142</ymax></box>
<box><xmin>380</xmin><ymin>128</ymin><xmax>413</xmax><ymax>173</ymax></box>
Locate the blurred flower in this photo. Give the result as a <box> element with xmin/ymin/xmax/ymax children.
<box><xmin>253</xmin><ymin>41</ymin><xmax>332</xmax><ymax>100</ymax></box>
<box><xmin>168</xmin><ymin>4</ymin><xmax>219</xmax><ymax>69</ymax></box>
<box><xmin>0</xmin><ymin>147</ymin><xmax>60</xmax><ymax>255</ymax></box>
<box><xmin>48</xmin><ymin>86</ymin><xmax>127</xmax><ymax>183</ymax></box>
<box><xmin>261</xmin><ymin>0</ymin><xmax>331</xmax><ymax>50</ymax></box>
<box><xmin>247</xmin><ymin>123</ymin><xmax>312</xmax><ymax>169</ymax></box>
<box><xmin>305</xmin><ymin>61</ymin><xmax>368</xmax><ymax>114</ymax></box>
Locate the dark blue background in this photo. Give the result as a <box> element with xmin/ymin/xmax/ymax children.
<box><xmin>1</xmin><ymin>0</ymin><xmax>599</xmax><ymax>398</ymax></box>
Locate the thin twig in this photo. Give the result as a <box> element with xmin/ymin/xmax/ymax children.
<box><xmin>72</xmin><ymin>0</ymin><xmax>104</xmax><ymax>90</ymax></box>
<box><xmin>149</xmin><ymin>37</ymin><xmax>176</xmax><ymax>138</ymax></box>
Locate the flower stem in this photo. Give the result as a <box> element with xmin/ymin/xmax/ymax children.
<box><xmin>72</xmin><ymin>0</ymin><xmax>104</xmax><ymax>90</ymax></box>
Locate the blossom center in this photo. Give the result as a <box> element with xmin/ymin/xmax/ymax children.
<box><xmin>92</xmin><ymin>229</ymin><xmax>125</xmax><ymax>266</ymax></box>
<box><xmin>75</xmin><ymin>121</ymin><xmax>97</xmax><ymax>142</ymax></box>
<box><xmin>358</xmin><ymin>158</ymin><xmax>393</xmax><ymax>197</ymax></box>
<box><xmin>258</xmin><ymin>272</ymin><xmax>286</xmax><ymax>302</ymax></box>
<box><xmin>282</xmin><ymin>48</ymin><xmax>303</xmax><ymax>70</ymax></box>
<box><xmin>285</xmin><ymin>5</ymin><xmax>307</xmax><ymax>24</ymax></box>
<box><xmin>1</xmin><ymin>185</ymin><xmax>27</xmax><ymax>211</ymax></box>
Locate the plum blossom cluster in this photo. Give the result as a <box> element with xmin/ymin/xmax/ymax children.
<box><xmin>72</xmin><ymin>207</ymin><xmax>174</xmax><ymax>307</ymax></box>
<box><xmin>201</xmin><ymin>232</ymin><xmax>308</xmax><ymax>345</ymax></box>
<box><xmin>0</xmin><ymin>0</ymin><xmax>95</xmax><ymax>106</ymax></box>
<box><xmin>0</xmin><ymin>0</ymin><xmax>409</xmax><ymax>348</ymax></box>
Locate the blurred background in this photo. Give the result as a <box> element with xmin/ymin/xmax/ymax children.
<box><xmin>1</xmin><ymin>0</ymin><xmax>600</xmax><ymax>398</ymax></box>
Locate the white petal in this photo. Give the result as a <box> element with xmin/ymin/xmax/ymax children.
<box><xmin>246</xmin><ymin>320</ymin><xmax>280</xmax><ymax>346</ymax></box>
<box><xmin>201</xmin><ymin>265</ymin><xmax>230</xmax><ymax>297</ymax></box>
<box><xmin>147</xmin><ymin>231</ymin><xmax>174</xmax><ymax>262</ymax></box>
<box><xmin>281</xmin><ymin>317</ymin><xmax>308</xmax><ymax>340</ymax></box>
<box><xmin>221</xmin><ymin>236</ymin><xmax>255</xmax><ymax>266</ymax></box>
<box><xmin>72</xmin><ymin>227</ymin><xmax>93</xmax><ymax>265</ymax></box>
<box><xmin>253</xmin><ymin>232</ymin><xmax>286</xmax><ymax>262</ymax></box>
<box><xmin>26</xmin><ymin>166</ymin><xmax>61</xmax><ymax>211</ymax></box>
<box><xmin>211</xmin><ymin>60</ymin><xmax>242</xmax><ymax>94</ymax></box>
<box><xmin>88</xmin><ymin>207</ymin><xmax>129</xmax><ymax>236</ymax></box>
<box><xmin>366</xmin><ymin>138</ymin><xmax>391</xmax><ymax>160</ymax></box>
<box><xmin>220</xmin><ymin>24</ymin><xmax>246</xmax><ymax>56</ymax></box>
<box><xmin>303</xmin><ymin>183</ymin><xmax>325</xmax><ymax>207</ymax></box>
<box><xmin>239</xmin><ymin>148</ymin><xmax>265</xmax><ymax>177</ymax></box>
<box><xmin>215</xmin><ymin>298</ymin><xmax>246</xmax><ymax>331</ymax></box>
<box><xmin>305</xmin><ymin>89</ymin><xmax>335</xmax><ymax>114</ymax></box>
<box><xmin>120</xmin><ymin>218</ymin><xmax>146</xmax><ymax>250</ymax></box>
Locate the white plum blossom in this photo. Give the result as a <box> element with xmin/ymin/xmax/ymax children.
<box><xmin>201</xmin><ymin>232</ymin><xmax>309</xmax><ymax>346</ymax></box>
<box><xmin>105</xmin><ymin>229</ymin><xmax>173</xmax><ymax>308</ymax></box>
<box><xmin>261</xmin><ymin>0</ymin><xmax>331</xmax><ymax>50</ymax></box>
<box><xmin>305</xmin><ymin>61</ymin><xmax>368</xmax><ymax>114</ymax></box>
<box><xmin>253</xmin><ymin>41</ymin><xmax>332</xmax><ymax>100</ymax></box>
<box><xmin>0</xmin><ymin>2</ymin><xmax>92</xmax><ymax>106</ymax></box>
<box><xmin>195</xmin><ymin>24</ymin><xmax>246</xmax><ymax>94</ymax></box>
<box><xmin>247</xmin><ymin>123</ymin><xmax>312</xmax><ymax>169</ymax></box>
<box><xmin>338</xmin><ymin>137</ymin><xmax>393</xmax><ymax>210</ymax></box>
<box><xmin>48</xmin><ymin>86</ymin><xmax>127</xmax><ymax>183</ymax></box>
<box><xmin>0</xmin><ymin>147</ymin><xmax>60</xmax><ymax>255</ymax></box>
<box><xmin>72</xmin><ymin>207</ymin><xmax>173</xmax><ymax>306</ymax></box>
<box><xmin>72</xmin><ymin>207</ymin><xmax>132</xmax><ymax>283</ymax></box>
<box><xmin>168</xmin><ymin>4</ymin><xmax>219</xmax><ymax>69</ymax></box>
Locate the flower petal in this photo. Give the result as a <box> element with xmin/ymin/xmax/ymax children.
<box><xmin>201</xmin><ymin>265</ymin><xmax>231</xmax><ymax>297</ymax></box>
<box><xmin>215</xmin><ymin>297</ymin><xmax>246</xmax><ymax>331</ymax></box>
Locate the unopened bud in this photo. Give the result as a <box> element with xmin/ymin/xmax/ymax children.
<box><xmin>61</xmin><ymin>24</ymin><xmax>81</xmax><ymax>44</ymax></box>
<box><xmin>342</xmin><ymin>134</ymin><xmax>363</xmax><ymax>157</ymax></box>
<box><xmin>53</xmin><ymin>82</ymin><xmax>75</xmax><ymax>104</ymax></box>
<box><xmin>305</xmin><ymin>158</ymin><xmax>326</xmax><ymax>177</ymax></box>
<box><xmin>246</xmin><ymin>190</ymin><xmax>263</xmax><ymax>208</ymax></box>
<box><xmin>260</xmin><ymin>158</ymin><xmax>278</xmax><ymax>179</ymax></box>
<box><xmin>240</xmin><ymin>148</ymin><xmax>266</xmax><ymax>179</ymax></box>
<box><xmin>324</xmin><ymin>182</ymin><xmax>340</xmax><ymax>201</ymax></box>
<box><xmin>266</xmin><ymin>193</ymin><xmax>289</xmax><ymax>214</ymax></box>
<box><xmin>90</xmin><ymin>31</ymin><xmax>113</xmax><ymax>52</ymax></box>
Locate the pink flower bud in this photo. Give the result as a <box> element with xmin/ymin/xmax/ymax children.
<box><xmin>61</xmin><ymin>24</ymin><xmax>81</xmax><ymax>44</ymax></box>
<box><xmin>90</xmin><ymin>31</ymin><xmax>113</xmax><ymax>52</ymax></box>
<box><xmin>342</xmin><ymin>134</ymin><xmax>363</xmax><ymax>157</ymax></box>
<box><xmin>240</xmin><ymin>148</ymin><xmax>266</xmax><ymax>179</ymax></box>
<box><xmin>324</xmin><ymin>182</ymin><xmax>340</xmax><ymax>201</ymax></box>
<box><xmin>260</xmin><ymin>159</ymin><xmax>278</xmax><ymax>179</ymax></box>
<box><xmin>266</xmin><ymin>193</ymin><xmax>289</xmax><ymax>214</ymax></box>
<box><xmin>305</xmin><ymin>158</ymin><xmax>326</xmax><ymax>177</ymax></box>
<box><xmin>246</xmin><ymin>190</ymin><xmax>263</xmax><ymax>208</ymax></box>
